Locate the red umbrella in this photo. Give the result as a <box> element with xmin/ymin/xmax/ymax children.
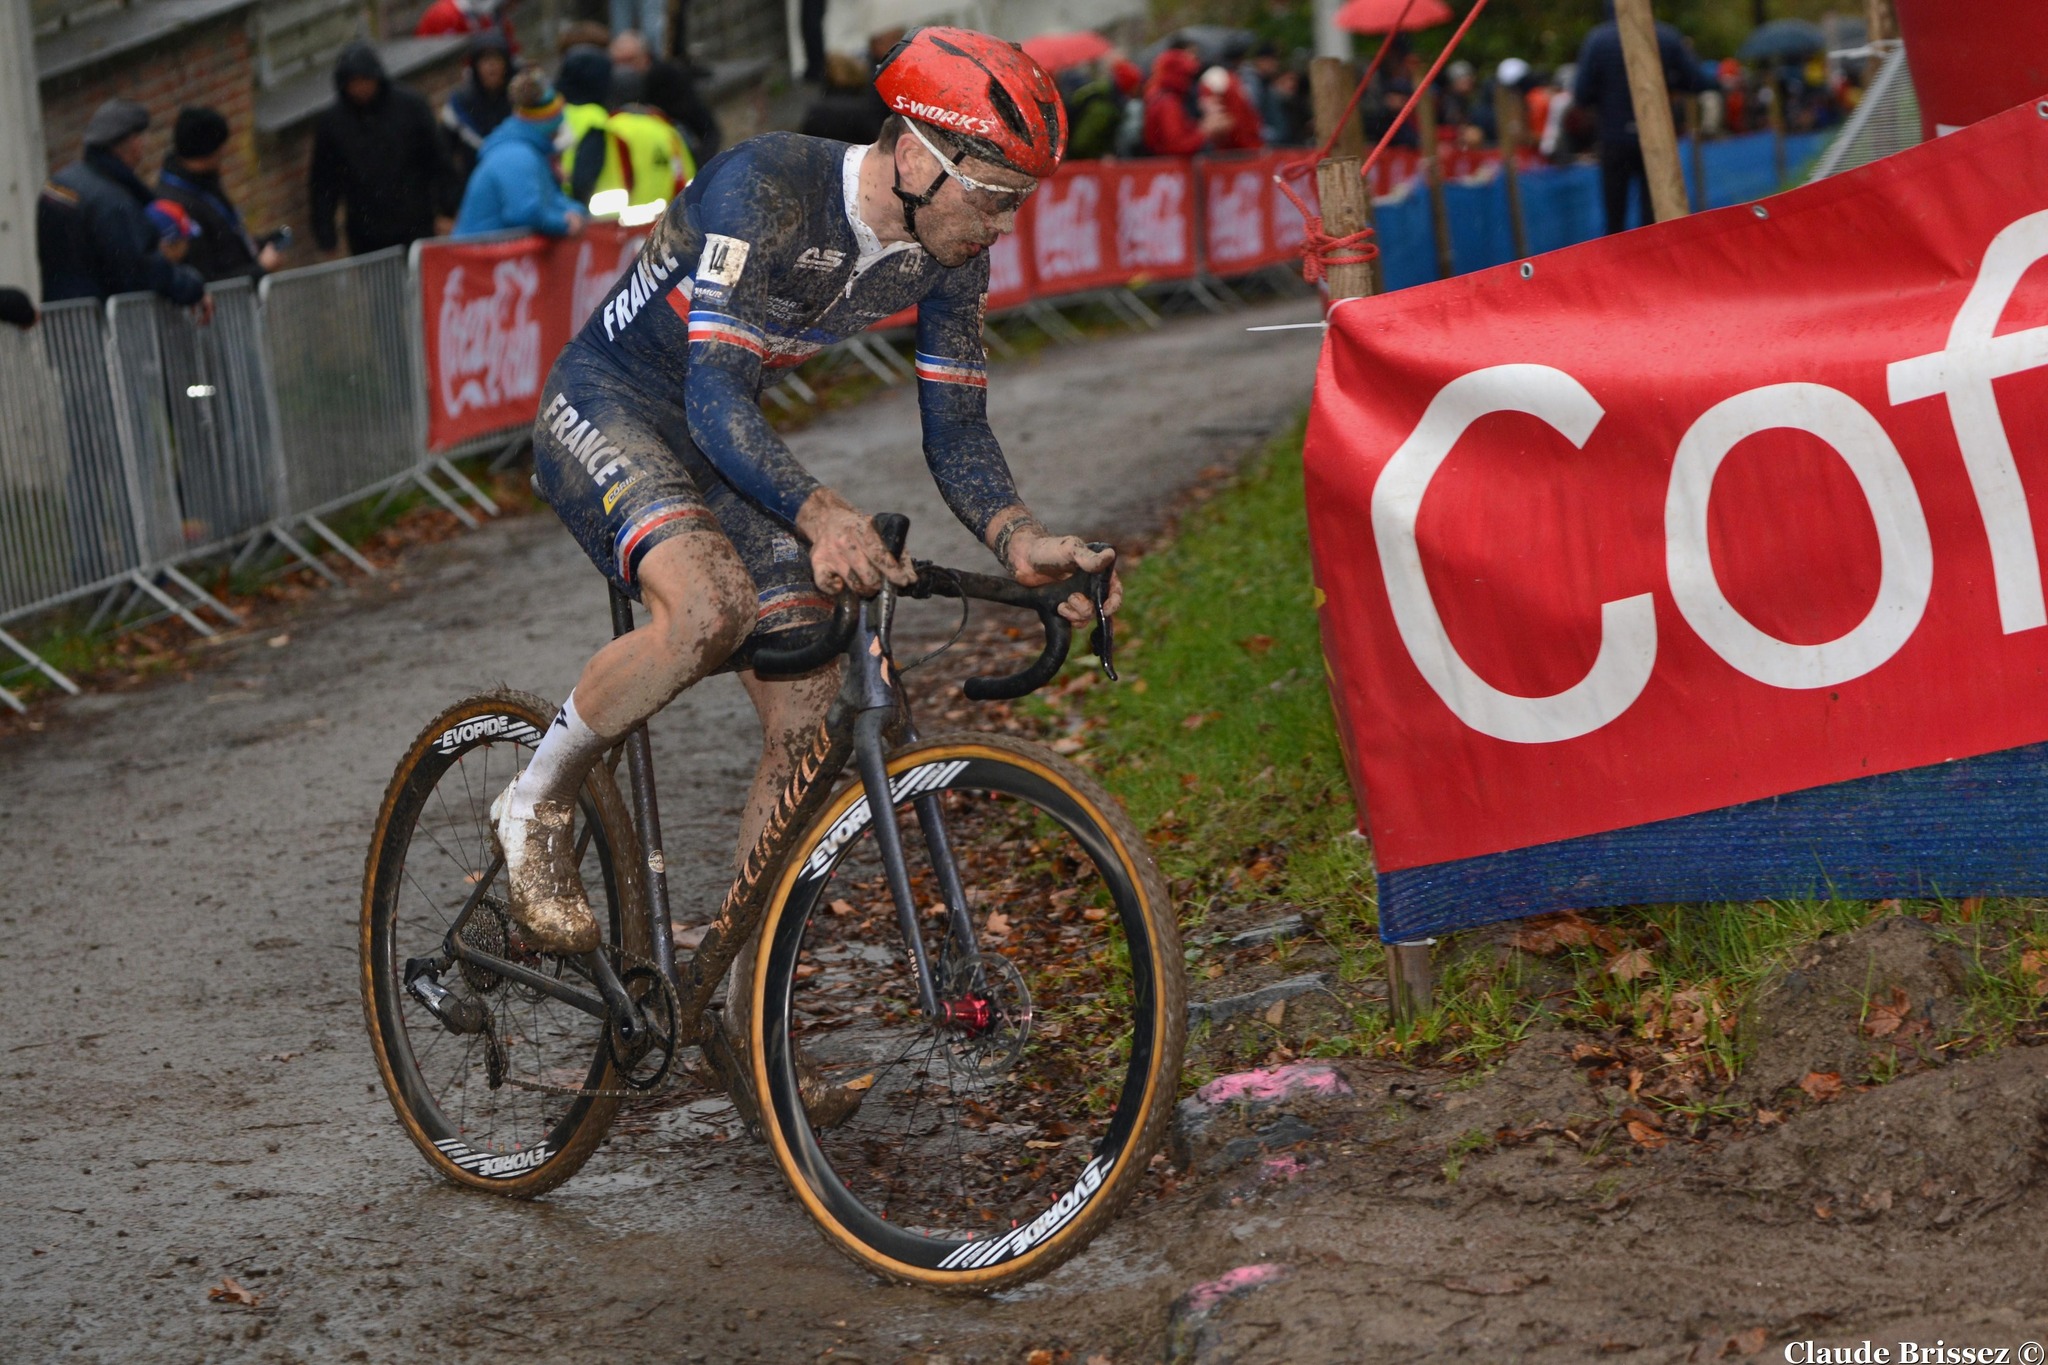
<box><xmin>1021</xmin><ymin>30</ymin><xmax>1114</xmax><ymax>72</ymax></box>
<box><xmin>1333</xmin><ymin>0</ymin><xmax>1454</xmax><ymax>33</ymax></box>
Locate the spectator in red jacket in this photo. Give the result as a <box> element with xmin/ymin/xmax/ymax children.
<box><xmin>415</xmin><ymin>0</ymin><xmax>518</xmax><ymax>54</ymax></box>
<box><xmin>1143</xmin><ymin>46</ymin><xmax>1255</xmax><ymax>155</ymax></box>
<box><xmin>1199</xmin><ymin>64</ymin><xmax>1265</xmax><ymax>150</ymax></box>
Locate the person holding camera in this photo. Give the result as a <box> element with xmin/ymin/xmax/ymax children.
<box><xmin>157</xmin><ymin>106</ymin><xmax>290</xmax><ymax>283</ymax></box>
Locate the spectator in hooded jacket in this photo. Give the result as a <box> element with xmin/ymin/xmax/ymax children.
<box><xmin>1142</xmin><ymin>46</ymin><xmax>1240</xmax><ymax>155</ymax></box>
<box><xmin>441</xmin><ymin>32</ymin><xmax>515</xmax><ymax>189</ymax></box>
<box><xmin>415</xmin><ymin>0</ymin><xmax>517</xmax><ymax>52</ymax></box>
<box><xmin>157</xmin><ymin>106</ymin><xmax>283</xmax><ymax>284</ymax></box>
<box><xmin>311</xmin><ymin>42</ymin><xmax>456</xmax><ymax>255</ymax></box>
<box><xmin>454</xmin><ymin>71</ymin><xmax>587</xmax><ymax>238</ymax></box>
<box><xmin>38</xmin><ymin>99</ymin><xmax>206</xmax><ymax>309</ymax></box>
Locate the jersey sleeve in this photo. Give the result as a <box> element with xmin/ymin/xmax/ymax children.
<box><xmin>678</xmin><ymin>166</ymin><xmax>821</xmax><ymax>526</ymax></box>
<box><xmin>913</xmin><ymin>253</ymin><xmax>1022</xmax><ymax>540</ymax></box>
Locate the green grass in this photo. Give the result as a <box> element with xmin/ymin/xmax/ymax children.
<box><xmin>1045</xmin><ymin>413</ymin><xmax>2048</xmax><ymax>1093</ymax></box>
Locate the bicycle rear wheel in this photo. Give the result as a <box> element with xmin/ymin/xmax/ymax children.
<box><xmin>749</xmin><ymin>733</ymin><xmax>1185</xmax><ymax>1291</ymax></box>
<box><xmin>361</xmin><ymin>689</ymin><xmax>647</xmax><ymax>1197</ymax></box>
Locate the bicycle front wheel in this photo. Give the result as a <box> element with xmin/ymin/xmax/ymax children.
<box><xmin>749</xmin><ymin>733</ymin><xmax>1185</xmax><ymax>1291</ymax></box>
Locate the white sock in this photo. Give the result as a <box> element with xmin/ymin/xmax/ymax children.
<box><xmin>508</xmin><ymin>692</ymin><xmax>610</xmax><ymax>817</ymax></box>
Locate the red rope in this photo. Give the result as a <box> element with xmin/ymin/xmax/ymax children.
<box><xmin>1273</xmin><ymin>0</ymin><xmax>1494</xmax><ymax>286</ymax></box>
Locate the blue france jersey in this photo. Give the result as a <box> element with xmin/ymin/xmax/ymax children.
<box><xmin>561</xmin><ymin>131</ymin><xmax>1019</xmax><ymax>534</ymax></box>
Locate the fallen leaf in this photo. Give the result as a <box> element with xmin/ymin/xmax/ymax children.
<box><xmin>1862</xmin><ymin>986</ymin><xmax>1911</xmax><ymax>1038</ymax></box>
<box><xmin>828</xmin><ymin>899</ymin><xmax>856</xmax><ymax>917</ymax></box>
<box><xmin>1443</xmin><ymin>1272</ymin><xmax>1547</xmax><ymax>1296</ymax></box>
<box><xmin>1026</xmin><ymin>1351</ymin><xmax>1055</xmax><ymax>1365</ymax></box>
<box><xmin>842</xmin><ymin>1073</ymin><xmax>875</xmax><ymax>1092</ymax></box>
<box><xmin>1181</xmin><ymin>711</ymin><xmax>1219</xmax><ymax>731</ymax></box>
<box><xmin>1958</xmin><ymin>895</ymin><xmax>1985</xmax><ymax>920</ymax></box>
<box><xmin>266</xmin><ymin>634</ymin><xmax>290</xmax><ymax>648</ymax></box>
<box><xmin>1717</xmin><ymin>1326</ymin><xmax>1768</xmax><ymax>1358</ymax></box>
<box><xmin>1754</xmin><ymin>1108</ymin><xmax>1782</xmax><ymax>1127</ymax></box>
<box><xmin>1245</xmin><ymin>857</ymin><xmax>1278</xmax><ymax>883</ymax></box>
<box><xmin>1626</xmin><ymin>1120</ymin><xmax>1667</xmax><ymax>1150</ymax></box>
<box><xmin>982</xmin><ymin>911</ymin><xmax>1011</xmax><ymax>942</ymax></box>
<box><xmin>208</xmin><ymin>1277</ymin><xmax>261</xmax><ymax>1307</ymax></box>
<box><xmin>1050</xmin><ymin>736</ymin><xmax>1086</xmax><ymax>755</ymax></box>
<box><xmin>1605</xmin><ymin>947</ymin><xmax>1656</xmax><ymax>981</ymax></box>
<box><xmin>1238</xmin><ymin>634</ymin><xmax>1276</xmax><ymax>655</ymax></box>
<box><xmin>1081</xmin><ymin>906</ymin><xmax>1108</xmax><ymax>922</ymax></box>
<box><xmin>1262</xmin><ymin>999</ymin><xmax>1287</xmax><ymax>1026</ymax></box>
<box><xmin>1859</xmin><ymin>1186</ymin><xmax>1893</xmax><ymax>1212</ymax></box>
<box><xmin>1798</xmin><ymin>1071</ymin><xmax>1844</xmax><ymax>1104</ymax></box>
<box><xmin>1813</xmin><ymin>1201</ymin><xmax>1833</xmax><ymax>1221</ymax></box>
<box><xmin>794</xmin><ymin>963</ymin><xmax>819</xmax><ymax>980</ymax></box>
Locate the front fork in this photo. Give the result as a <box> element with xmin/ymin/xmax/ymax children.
<box><xmin>847</xmin><ymin>592</ymin><xmax>981</xmax><ymax>1021</ymax></box>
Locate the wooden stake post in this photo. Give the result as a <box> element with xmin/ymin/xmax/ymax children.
<box><xmin>1614</xmin><ymin>0</ymin><xmax>1690</xmax><ymax>223</ymax></box>
<box><xmin>1415</xmin><ymin>86</ymin><xmax>1455</xmax><ymax>279</ymax></box>
<box><xmin>1494</xmin><ymin>82</ymin><xmax>1530</xmax><ymax>259</ymax></box>
<box><xmin>1308</xmin><ymin>59</ymin><xmax>1432</xmax><ymax>1015</ymax></box>
<box><xmin>1309</xmin><ymin>58</ymin><xmax>1383</xmax><ymax>294</ymax></box>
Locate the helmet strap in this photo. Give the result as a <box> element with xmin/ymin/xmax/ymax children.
<box><xmin>891</xmin><ymin>159</ymin><xmax>949</xmax><ymax>251</ymax></box>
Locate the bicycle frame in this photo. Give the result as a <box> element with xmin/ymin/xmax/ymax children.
<box><xmin>419</xmin><ymin>538</ymin><xmax>1104</xmax><ymax>1062</ymax></box>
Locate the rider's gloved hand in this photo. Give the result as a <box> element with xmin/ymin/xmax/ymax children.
<box><xmin>796</xmin><ymin>487</ymin><xmax>917</xmax><ymax>596</ymax></box>
<box><xmin>995</xmin><ymin>510</ymin><xmax>1122</xmax><ymax>626</ymax></box>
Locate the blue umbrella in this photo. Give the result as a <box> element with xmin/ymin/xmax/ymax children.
<box><xmin>1738</xmin><ymin>18</ymin><xmax>1827</xmax><ymax>64</ymax></box>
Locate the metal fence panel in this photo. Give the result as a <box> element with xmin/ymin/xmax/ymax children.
<box><xmin>0</xmin><ymin>300</ymin><xmax>141</xmax><ymax>619</ymax></box>
<box><xmin>1809</xmin><ymin>44</ymin><xmax>1921</xmax><ymax>182</ymax></box>
<box><xmin>260</xmin><ymin>247</ymin><xmax>425</xmax><ymax>517</ymax></box>
<box><xmin>107</xmin><ymin>281</ymin><xmax>282</xmax><ymax>561</ymax></box>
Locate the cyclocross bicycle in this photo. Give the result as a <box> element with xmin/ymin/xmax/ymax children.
<box><xmin>359</xmin><ymin>514</ymin><xmax>1186</xmax><ymax>1290</ymax></box>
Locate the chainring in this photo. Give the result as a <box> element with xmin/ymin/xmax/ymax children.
<box><xmin>606</xmin><ymin>963</ymin><xmax>679</xmax><ymax>1092</ymax></box>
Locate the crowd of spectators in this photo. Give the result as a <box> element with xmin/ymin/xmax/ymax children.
<box><xmin>20</xmin><ymin>4</ymin><xmax>1883</xmax><ymax>315</ymax></box>
<box><xmin>24</xmin><ymin>5</ymin><xmax>723</xmax><ymax>311</ymax></box>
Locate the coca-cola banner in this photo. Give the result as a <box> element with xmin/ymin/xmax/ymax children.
<box><xmin>1304</xmin><ymin>103</ymin><xmax>2048</xmax><ymax>939</ymax></box>
<box><xmin>1030</xmin><ymin>161</ymin><xmax>1200</xmax><ymax>294</ymax></box>
<box><xmin>1200</xmin><ymin>152</ymin><xmax>1308</xmax><ymax>276</ymax></box>
<box><xmin>416</xmin><ymin>235</ymin><xmax>567</xmax><ymax>452</ymax></box>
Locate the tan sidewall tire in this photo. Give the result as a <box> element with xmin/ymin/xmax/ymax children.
<box><xmin>360</xmin><ymin>688</ymin><xmax>646</xmax><ymax>1199</ymax></box>
<box><xmin>748</xmin><ymin>732</ymin><xmax>1185</xmax><ymax>1291</ymax></box>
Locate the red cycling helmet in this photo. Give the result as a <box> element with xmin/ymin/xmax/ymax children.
<box><xmin>875</xmin><ymin>27</ymin><xmax>1068</xmax><ymax>179</ymax></box>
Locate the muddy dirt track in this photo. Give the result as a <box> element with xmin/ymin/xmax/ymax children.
<box><xmin>6</xmin><ymin>294</ymin><xmax>2048</xmax><ymax>1365</ymax></box>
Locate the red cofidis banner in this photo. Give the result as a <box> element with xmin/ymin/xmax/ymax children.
<box><xmin>1305</xmin><ymin>102</ymin><xmax>2048</xmax><ymax>872</ymax></box>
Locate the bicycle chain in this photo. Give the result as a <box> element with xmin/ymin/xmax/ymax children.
<box><xmin>489</xmin><ymin>942</ymin><xmax>709</xmax><ymax>1101</ymax></box>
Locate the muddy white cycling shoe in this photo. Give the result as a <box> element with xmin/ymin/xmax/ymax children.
<box><xmin>489</xmin><ymin>776</ymin><xmax>600</xmax><ymax>956</ymax></box>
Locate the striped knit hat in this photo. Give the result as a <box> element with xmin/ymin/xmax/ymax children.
<box><xmin>511</xmin><ymin>69</ymin><xmax>565</xmax><ymax>121</ymax></box>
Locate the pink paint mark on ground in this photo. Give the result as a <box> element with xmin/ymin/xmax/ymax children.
<box><xmin>1261</xmin><ymin>1154</ymin><xmax>1308</xmax><ymax>1181</ymax></box>
<box><xmin>1183</xmin><ymin>1263</ymin><xmax>1289</xmax><ymax>1315</ymax></box>
<box><xmin>1195</xmin><ymin>1061</ymin><xmax>1353</xmax><ymax>1107</ymax></box>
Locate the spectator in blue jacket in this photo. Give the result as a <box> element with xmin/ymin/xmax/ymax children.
<box><xmin>1572</xmin><ymin>0</ymin><xmax>1702</xmax><ymax>234</ymax></box>
<box><xmin>38</xmin><ymin>99</ymin><xmax>207</xmax><ymax>311</ymax></box>
<box><xmin>452</xmin><ymin>71</ymin><xmax>588</xmax><ymax>239</ymax></box>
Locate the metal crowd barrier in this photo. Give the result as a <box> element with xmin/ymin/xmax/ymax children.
<box><xmin>0</xmin><ymin>250</ymin><xmax>500</xmax><ymax>712</ymax></box>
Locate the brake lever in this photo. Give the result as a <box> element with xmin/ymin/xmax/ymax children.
<box><xmin>1085</xmin><ymin>542</ymin><xmax>1118</xmax><ymax>682</ymax></box>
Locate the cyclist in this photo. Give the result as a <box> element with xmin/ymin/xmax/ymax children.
<box><xmin>493</xmin><ymin>27</ymin><xmax>1121</xmax><ymax>956</ymax></box>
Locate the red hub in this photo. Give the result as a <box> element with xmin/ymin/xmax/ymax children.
<box><xmin>939</xmin><ymin>994</ymin><xmax>994</xmax><ymax>1035</ymax></box>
